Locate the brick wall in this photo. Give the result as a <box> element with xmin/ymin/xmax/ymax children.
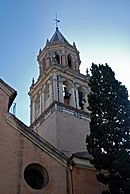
<box><xmin>0</xmin><ymin>115</ymin><xmax>67</xmax><ymax>194</ymax></box>
<box><xmin>72</xmin><ymin>166</ymin><xmax>107</xmax><ymax>194</ymax></box>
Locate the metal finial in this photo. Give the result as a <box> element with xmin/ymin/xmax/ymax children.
<box><xmin>46</xmin><ymin>39</ymin><xmax>49</xmax><ymax>45</ymax></box>
<box><xmin>73</xmin><ymin>42</ymin><xmax>76</xmax><ymax>48</ymax></box>
<box><xmin>32</xmin><ymin>77</ymin><xmax>35</xmax><ymax>85</ymax></box>
<box><xmin>86</xmin><ymin>68</ymin><xmax>89</xmax><ymax>75</ymax></box>
<box><xmin>39</xmin><ymin>48</ymin><xmax>41</xmax><ymax>54</ymax></box>
<box><xmin>53</xmin><ymin>13</ymin><xmax>60</xmax><ymax>28</ymax></box>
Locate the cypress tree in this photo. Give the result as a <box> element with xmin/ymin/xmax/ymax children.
<box><xmin>86</xmin><ymin>63</ymin><xmax>130</xmax><ymax>194</ymax></box>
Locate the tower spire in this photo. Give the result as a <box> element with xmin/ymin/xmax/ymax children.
<box><xmin>53</xmin><ymin>13</ymin><xmax>60</xmax><ymax>29</ymax></box>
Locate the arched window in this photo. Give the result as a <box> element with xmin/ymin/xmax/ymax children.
<box><xmin>55</xmin><ymin>54</ymin><xmax>60</xmax><ymax>64</ymax></box>
<box><xmin>67</xmin><ymin>55</ymin><xmax>72</xmax><ymax>69</ymax></box>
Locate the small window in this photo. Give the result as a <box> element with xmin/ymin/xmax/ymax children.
<box><xmin>67</xmin><ymin>55</ymin><xmax>72</xmax><ymax>68</ymax></box>
<box><xmin>24</xmin><ymin>163</ymin><xmax>49</xmax><ymax>190</ymax></box>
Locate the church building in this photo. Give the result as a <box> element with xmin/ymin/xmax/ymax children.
<box><xmin>0</xmin><ymin>26</ymin><xmax>106</xmax><ymax>193</ymax></box>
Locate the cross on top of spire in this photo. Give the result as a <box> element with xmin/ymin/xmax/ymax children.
<box><xmin>53</xmin><ymin>13</ymin><xmax>60</xmax><ymax>29</ymax></box>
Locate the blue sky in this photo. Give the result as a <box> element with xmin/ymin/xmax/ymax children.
<box><xmin>1</xmin><ymin>0</ymin><xmax>130</xmax><ymax>125</ymax></box>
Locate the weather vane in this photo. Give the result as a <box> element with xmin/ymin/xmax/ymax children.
<box><xmin>53</xmin><ymin>13</ymin><xmax>60</xmax><ymax>28</ymax></box>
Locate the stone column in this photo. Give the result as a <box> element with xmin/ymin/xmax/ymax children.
<box><xmin>52</xmin><ymin>74</ymin><xmax>58</xmax><ymax>101</ymax></box>
<box><xmin>30</xmin><ymin>97</ymin><xmax>33</xmax><ymax>124</ymax></box>
<box><xmin>74</xmin><ymin>83</ymin><xmax>80</xmax><ymax>109</ymax></box>
<box><xmin>58</xmin><ymin>78</ymin><xmax>64</xmax><ymax>103</ymax></box>
<box><xmin>48</xmin><ymin>80</ymin><xmax>53</xmax><ymax>105</ymax></box>
<box><xmin>39</xmin><ymin>89</ymin><xmax>42</xmax><ymax>114</ymax></box>
<box><xmin>61</xmin><ymin>55</ymin><xmax>66</xmax><ymax>66</ymax></box>
<box><xmin>32</xmin><ymin>95</ymin><xmax>36</xmax><ymax>123</ymax></box>
<box><xmin>46</xmin><ymin>58</ymin><xmax>51</xmax><ymax>69</ymax></box>
<box><xmin>41</xmin><ymin>86</ymin><xmax>45</xmax><ymax>113</ymax></box>
<box><xmin>69</xmin><ymin>87</ymin><xmax>75</xmax><ymax>107</ymax></box>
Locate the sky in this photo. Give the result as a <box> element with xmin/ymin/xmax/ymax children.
<box><xmin>0</xmin><ymin>0</ymin><xmax>130</xmax><ymax>125</ymax></box>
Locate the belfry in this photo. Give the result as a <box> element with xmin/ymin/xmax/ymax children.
<box><xmin>29</xmin><ymin>26</ymin><xmax>90</xmax><ymax>156</ymax></box>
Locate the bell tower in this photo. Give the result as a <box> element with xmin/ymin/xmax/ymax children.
<box><xmin>29</xmin><ymin>27</ymin><xmax>90</xmax><ymax>156</ymax></box>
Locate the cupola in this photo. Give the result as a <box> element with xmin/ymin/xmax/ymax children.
<box><xmin>37</xmin><ymin>27</ymin><xmax>81</xmax><ymax>78</ymax></box>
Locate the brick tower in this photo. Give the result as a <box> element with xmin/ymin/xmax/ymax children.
<box><xmin>29</xmin><ymin>27</ymin><xmax>90</xmax><ymax>156</ymax></box>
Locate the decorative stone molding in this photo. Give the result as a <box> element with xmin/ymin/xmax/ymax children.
<box><xmin>30</xmin><ymin>101</ymin><xmax>90</xmax><ymax>131</ymax></box>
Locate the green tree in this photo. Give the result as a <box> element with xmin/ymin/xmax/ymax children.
<box><xmin>86</xmin><ymin>63</ymin><xmax>130</xmax><ymax>194</ymax></box>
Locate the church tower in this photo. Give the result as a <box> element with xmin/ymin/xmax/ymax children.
<box><xmin>29</xmin><ymin>27</ymin><xmax>90</xmax><ymax>156</ymax></box>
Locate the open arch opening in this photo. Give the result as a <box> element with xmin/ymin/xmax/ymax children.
<box><xmin>67</xmin><ymin>55</ymin><xmax>72</xmax><ymax>69</ymax></box>
<box><xmin>63</xmin><ymin>82</ymin><xmax>71</xmax><ymax>105</ymax></box>
<box><xmin>78</xmin><ymin>87</ymin><xmax>86</xmax><ymax>110</ymax></box>
<box><xmin>55</xmin><ymin>54</ymin><xmax>60</xmax><ymax>64</ymax></box>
